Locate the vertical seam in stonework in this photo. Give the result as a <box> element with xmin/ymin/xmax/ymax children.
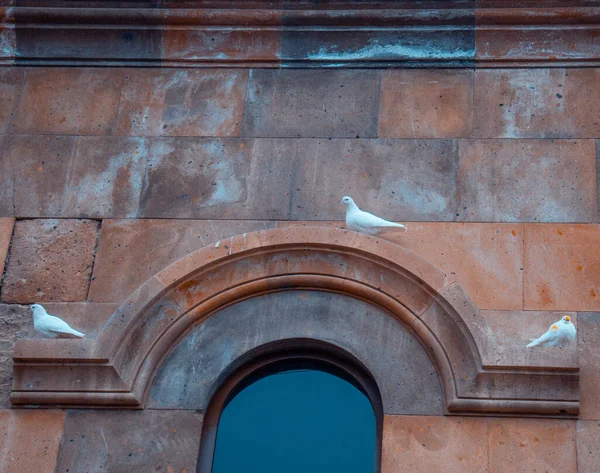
<box><xmin>136</xmin><ymin>136</ymin><xmax>153</xmax><ymax>218</ymax></box>
<box><xmin>453</xmin><ymin>139</ymin><xmax>461</xmax><ymax>222</ymax></box>
<box><xmin>0</xmin><ymin>220</ymin><xmax>17</xmax><ymax>300</ymax></box>
<box><xmin>84</xmin><ymin>220</ymin><xmax>103</xmax><ymax>301</ymax></box>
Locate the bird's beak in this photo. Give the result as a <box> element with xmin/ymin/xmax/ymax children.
<box><xmin>565</xmin><ymin>316</ymin><xmax>571</xmax><ymax>322</ymax></box>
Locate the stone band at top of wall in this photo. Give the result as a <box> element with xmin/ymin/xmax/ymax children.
<box><xmin>2</xmin><ymin>4</ymin><xmax>600</xmax><ymax>67</ymax></box>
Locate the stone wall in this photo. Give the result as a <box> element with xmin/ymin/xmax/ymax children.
<box><xmin>1</xmin><ymin>11</ymin><xmax>600</xmax><ymax>472</ymax></box>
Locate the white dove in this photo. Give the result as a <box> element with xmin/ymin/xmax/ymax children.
<box><xmin>30</xmin><ymin>304</ymin><xmax>85</xmax><ymax>339</ymax></box>
<box><xmin>341</xmin><ymin>196</ymin><xmax>407</xmax><ymax>236</ymax></box>
<box><xmin>526</xmin><ymin>315</ymin><xmax>576</xmax><ymax>348</ymax></box>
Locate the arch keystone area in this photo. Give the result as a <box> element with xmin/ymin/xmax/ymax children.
<box><xmin>11</xmin><ymin>227</ymin><xmax>578</xmax><ymax>416</ymax></box>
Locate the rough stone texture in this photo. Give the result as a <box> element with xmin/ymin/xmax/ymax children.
<box><xmin>290</xmin><ymin>139</ymin><xmax>459</xmax><ymax>221</ymax></box>
<box><xmin>278</xmin><ymin>221</ymin><xmax>523</xmax><ymax>310</ymax></box>
<box><xmin>241</xmin><ymin>69</ymin><xmax>380</xmax><ymax>138</ymax></box>
<box><xmin>4</xmin><ymin>135</ymin><xmax>149</xmax><ymax>219</ymax></box>
<box><xmin>579</xmin><ymin>312</ymin><xmax>600</xmax><ymax>420</ymax></box>
<box><xmin>139</xmin><ymin>137</ymin><xmax>295</xmax><ymax>219</ymax></box>
<box><xmin>54</xmin><ymin>409</ymin><xmax>203</xmax><ymax>473</ymax></box>
<box><xmin>482</xmin><ymin>310</ymin><xmax>578</xmax><ymax>366</ymax></box>
<box><xmin>488</xmin><ymin>418</ymin><xmax>577</xmax><ymax>473</ymax></box>
<box><xmin>576</xmin><ymin>420</ymin><xmax>600</xmax><ymax>471</ymax></box>
<box><xmin>63</xmin><ymin>136</ymin><xmax>149</xmax><ymax>218</ymax></box>
<box><xmin>0</xmin><ymin>217</ymin><xmax>13</xmax><ymax>278</ymax></box>
<box><xmin>0</xmin><ymin>304</ymin><xmax>29</xmax><ymax>408</ymax></box>
<box><xmin>458</xmin><ymin>139</ymin><xmax>598</xmax><ymax>223</ymax></box>
<box><xmin>88</xmin><ymin>219</ymin><xmax>276</xmax><ymax>303</ymax></box>
<box><xmin>163</xmin><ymin>28</ymin><xmax>281</xmax><ymax>64</ymax></box>
<box><xmin>114</xmin><ymin>69</ymin><xmax>248</xmax><ymax>137</ymax></box>
<box><xmin>0</xmin><ymin>68</ymin><xmax>22</xmax><ymax>133</ymax></box>
<box><xmin>476</xmin><ymin>28</ymin><xmax>600</xmax><ymax>66</ymax></box>
<box><xmin>524</xmin><ymin>224</ymin><xmax>600</xmax><ymax>311</ymax></box>
<box><xmin>388</xmin><ymin>222</ymin><xmax>523</xmax><ymax>310</ymax></box>
<box><xmin>13</xmin><ymin>68</ymin><xmax>123</xmax><ymax>135</ymax></box>
<box><xmin>0</xmin><ymin>409</ymin><xmax>65</xmax><ymax>473</ymax></box>
<box><xmin>1</xmin><ymin>219</ymin><xmax>100</xmax><ymax>303</ymax></box>
<box><xmin>379</xmin><ymin>69</ymin><xmax>473</xmax><ymax>138</ymax></box>
<box><xmin>382</xmin><ymin>415</ymin><xmax>488</xmax><ymax>473</ymax></box>
<box><xmin>1</xmin><ymin>135</ymin><xmax>77</xmax><ymax>218</ymax></box>
<box><xmin>474</xmin><ymin>69</ymin><xmax>600</xmax><ymax>138</ymax></box>
<box><xmin>148</xmin><ymin>291</ymin><xmax>443</xmax><ymax>415</ymax></box>
<box><xmin>0</xmin><ymin>135</ymin><xmax>12</xmax><ymax>217</ymax></box>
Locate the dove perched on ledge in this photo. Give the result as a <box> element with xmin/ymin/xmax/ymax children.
<box><xmin>526</xmin><ymin>315</ymin><xmax>576</xmax><ymax>348</ymax></box>
<box><xmin>341</xmin><ymin>196</ymin><xmax>407</xmax><ymax>236</ymax></box>
<box><xmin>30</xmin><ymin>304</ymin><xmax>85</xmax><ymax>339</ymax></box>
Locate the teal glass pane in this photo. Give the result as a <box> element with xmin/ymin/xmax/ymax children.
<box><xmin>211</xmin><ymin>369</ymin><xmax>376</xmax><ymax>473</ymax></box>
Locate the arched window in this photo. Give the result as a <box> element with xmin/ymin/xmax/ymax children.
<box><xmin>197</xmin><ymin>341</ymin><xmax>383</xmax><ymax>473</ymax></box>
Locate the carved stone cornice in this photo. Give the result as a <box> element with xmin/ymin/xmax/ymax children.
<box><xmin>1</xmin><ymin>4</ymin><xmax>598</xmax><ymax>67</ymax></box>
<box><xmin>11</xmin><ymin>227</ymin><xmax>579</xmax><ymax>417</ymax></box>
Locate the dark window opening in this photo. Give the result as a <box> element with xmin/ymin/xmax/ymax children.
<box><xmin>197</xmin><ymin>341</ymin><xmax>383</xmax><ymax>473</ymax></box>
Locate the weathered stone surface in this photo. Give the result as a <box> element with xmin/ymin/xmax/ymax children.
<box><xmin>482</xmin><ymin>310</ymin><xmax>578</xmax><ymax>367</ymax></box>
<box><xmin>139</xmin><ymin>138</ymin><xmax>294</xmax><ymax>219</ymax></box>
<box><xmin>0</xmin><ymin>135</ymin><xmax>12</xmax><ymax>217</ymax></box>
<box><xmin>474</xmin><ymin>69</ymin><xmax>600</xmax><ymax>138</ymax></box>
<box><xmin>488</xmin><ymin>418</ymin><xmax>577</xmax><ymax>473</ymax></box>
<box><xmin>148</xmin><ymin>291</ymin><xmax>443</xmax><ymax>415</ymax></box>
<box><xmin>1</xmin><ymin>219</ymin><xmax>99</xmax><ymax>303</ymax></box>
<box><xmin>1</xmin><ymin>134</ymin><xmax>77</xmax><ymax>217</ymax></box>
<box><xmin>458</xmin><ymin>139</ymin><xmax>597</xmax><ymax>222</ymax></box>
<box><xmin>63</xmin><ymin>136</ymin><xmax>148</xmax><ymax>218</ymax></box>
<box><xmin>524</xmin><ymin>224</ymin><xmax>600</xmax><ymax>311</ymax></box>
<box><xmin>0</xmin><ymin>68</ymin><xmax>22</xmax><ymax>133</ymax></box>
<box><xmin>241</xmin><ymin>69</ymin><xmax>380</xmax><ymax>138</ymax></box>
<box><xmin>0</xmin><ymin>409</ymin><xmax>65</xmax><ymax>473</ymax></box>
<box><xmin>382</xmin><ymin>415</ymin><xmax>488</xmax><ymax>473</ymax></box>
<box><xmin>3</xmin><ymin>135</ymin><xmax>148</xmax><ymax>218</ymax></box>
<box><xmin>0</xmin><ymin>217</ymin><xmax>13</xmax><ymax>278</ymax></box>
<box><xmin>390</xmin><ymin>222</ymin><xmax>523</xmax><ymax>310</ymax></box>
<box><xmin>0</xmin><ymin>304</ymin><xmax>28</xmax><ymax>408</ymax></box>
<box><xmin>13</xmin><ymin>68</ymin><xmax>123</xmax><ymax>135</ymax></box>
<box><xmin>579</xmin><ymin>312</ymin><xmax>600</xmax><ymax>420</ymax></box>
<box><xmin>379</xmin><ymin>69</ymin><xmax>473</xmax><ymax>138</ymax></box>
<box><xmin>54</xmin><ymin>409</ymin><xmax>203</xmax><ymax>473</ymax></box>
<box><xmin>164</xmin><ymin>28</ymin><xmax>281</xmax><ymax>64</ymax></box>
<box><xmin>577</xmin><ymin>420</ymin><xmax>600</xmax><ymax>471</ymax></box>
<box><xmin>114</xmin><ymin>69</ymin><xmax>248</xmax><ymax>137</ymax></box>
<box><xmin>477</xmin><ymin>27</ymin><xmax>600</xmax><ymax>66</ymax></box>
<box><xmin>88</xmin><ymin>219</ymin><xmax>276</xmax><ymax>303</ymax></box>
<box><xmin>290</xmin><ymin>139</ymin><xmax>458</xmax><ymax>221</ymax></box>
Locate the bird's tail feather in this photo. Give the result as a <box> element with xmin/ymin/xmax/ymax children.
<box><xmin>376</xmin><ymin>224</ymin><xmax>408</xmax><ymax>234</ymax></box>
<box><xmin>58</xmin><ymin>330</ymin><xmax>85</xmax><ymax>339</ymax></box>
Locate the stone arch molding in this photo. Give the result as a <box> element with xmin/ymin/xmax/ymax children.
<box><xmin>11</xmin><ymin>227</ymin><xmax>578</xmax><ymax>416</ymax></box>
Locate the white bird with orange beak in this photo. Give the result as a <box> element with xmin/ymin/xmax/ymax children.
<box><xmin>526</xmin><ymin>315</ymin><xmax>576</xmax><ymax>348</ymax></box>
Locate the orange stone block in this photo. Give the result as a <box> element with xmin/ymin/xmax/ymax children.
<box><xmin>382</xmin><ymin>415</ymin><xmax>488</xmax><ymax>473</ymax></box>
<box><xmin>0</xmin><ymin>217</ymin><xmax>13</xmax><ymax>278</ymax></box>
<box><xmin>474</xmin><ymin>69</ymin><xmax>600</xmax><ymax>138</ymax></box>
<box><xmin>488</xmin><ymin>418</ymin><xmax>576</xmax><ymax>473</ymax></box>
<box><xmin>390</xmin><ymin>222</ymin><xmax>524</xmax><ymax>310</ymax></box>
<box><xmin>280</xmin><ymin>221</ymin><xmax>524</xmax><ymax>310</ymax></box>
<box><xmin>577</xmin><ymin>420</ymin><xmax>600</xmax><ymax>471</ymax></box>
<box><xmin>114</xmin><ymin>69</ymin><xmax>248</xmax><ymax>137</ymax></box>
<box><xmin>524</xmin><ymin>224</ymin><xmax>600</xmax><ymax>311</ymax></box>
<box><xmin>0</xmin><ymin>409</ymin><xmax>65</xmax><ymax>473</ymax></box>
<box><xmin>458</xmin><ymin>139</ymin><xmax>597</xmax><ymax>223</ymax></box>
<box><xmin>379</xmin><ymin>69</ymin><xmax>473</xmax><ymax>138</ymax></box>
<box><xmin>13</xmin><ymin>68</ymin><xmax>123</xmax><ymax>135</ymax></box>
<box><xmin>88</xmin><ymin>219</ymin><xmax>276</xmax><ymax>303</ymax></box>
